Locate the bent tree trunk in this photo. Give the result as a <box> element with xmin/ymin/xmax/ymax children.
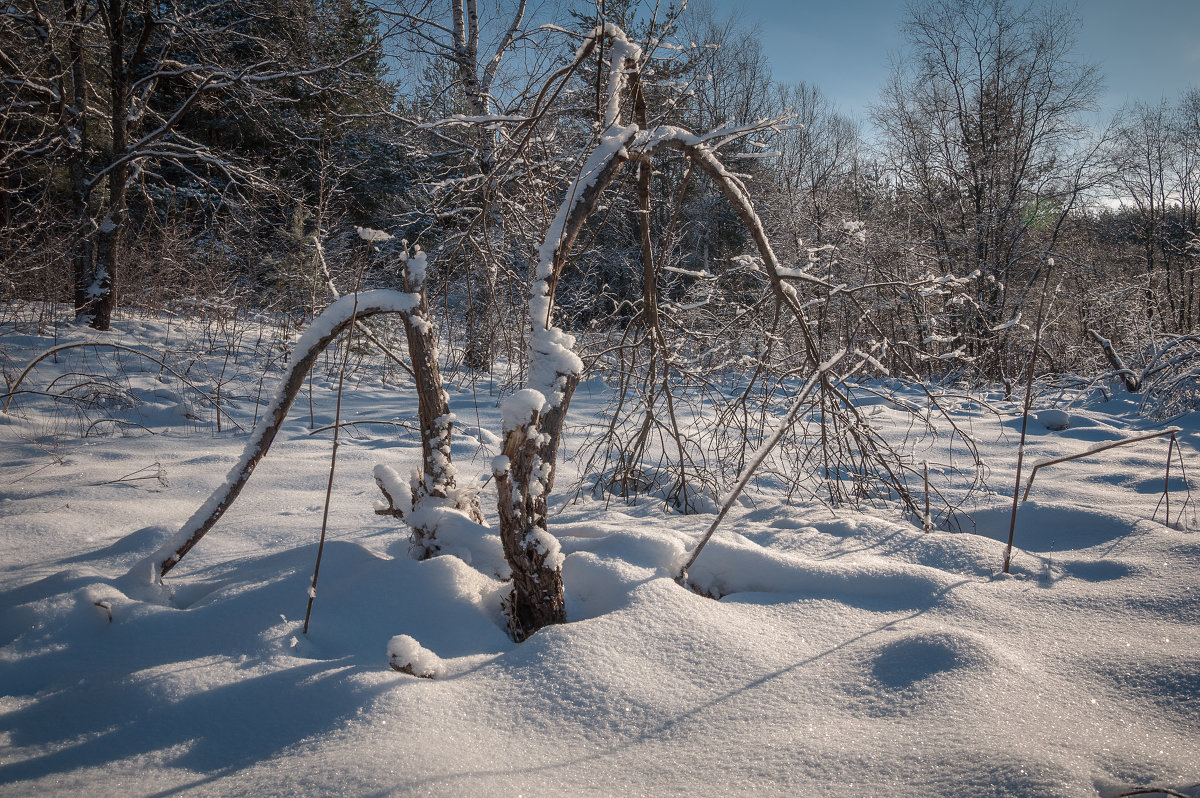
<box><xmin>1088</xmin><ymin>328</ymin><xmax>1142</xmax><ymax>392</ymax></box>
<box><xmin>129</xmin><ymin>290</ymin><xmax>420</xmax><ymax>582</ymax></box>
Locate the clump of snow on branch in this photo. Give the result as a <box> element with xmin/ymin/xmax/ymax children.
<box><xmin>387</xmin><ymin>635</ymin><xmax>443</xmax><ymax>678</ymax></box>
<box><xmin>355</xmin><ymin>226</ymin><xmax>393</xmax><ymax>242</ymax></box>
<box><xmin>842</xmin><ymin>219</ymin><xmax>866</xmax><ymax>245</ymax></box>
<box><xmin>523</xmin><ymin>526</ymin><xmax>564</xmax><ymax>572</ymax></box>
<box><xmin>373</xmin><ymin>463</ymin><xmax>413</xmax><ymax>518</ymax></box>
<box><xmin>403</xmin><ymin>248</ymin><xmax>428</xmax><ymax>288</ymax></box>
<box><xmin>501</xmin><ymin>389</ymin><xmax>546</xmax><ymax>432</ymax></box>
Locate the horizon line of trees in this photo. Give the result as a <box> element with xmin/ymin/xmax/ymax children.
<box><xmin>2</xmin><ymin>0</ymin><xmax>1197</xmax><ymax>388</ymax></box>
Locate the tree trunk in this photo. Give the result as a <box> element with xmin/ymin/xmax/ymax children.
<box><xmin>397</xmin><ymin>251</ymin><xmax>482</xmax><ymax>554</ymax></box>
<box><xmin>494</xmin><ymin>403</ymin><xmax>566</xmax><ymax>641</ymax></box>
<box><xmin>90</xmin><ymin>182</ymin><xmax>124</xmax><ymax>330</ymax></box>
<box><xmin>87</xmin><ymin>2</ymin><xmax>132</xmax><ymax>331</ymax></box>
<box><xmin>66</xmin><ymin>0</ymin><xmax>94</xmax><ymax>319</ymax></box>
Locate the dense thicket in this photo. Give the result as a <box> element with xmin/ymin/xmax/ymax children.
<box><xmin>1</xmin><ymin>0</ymin><xmax>394</xmax><ymax>327</ymax></box>
<box><xmin>7</xmin><ymin>2</ymin><xmax>1192</xmax><ymax>371</ymax></box>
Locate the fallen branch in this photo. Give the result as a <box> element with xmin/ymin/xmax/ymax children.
<box><xmin>1021</xmin><ymin>427</ymin><xmax>1182</xmax><ymax>501</ymax></box>
<box><xmin>83</xmin><ymin>418</ymin><xmax>160</xmax><ymax>437</ymax></box>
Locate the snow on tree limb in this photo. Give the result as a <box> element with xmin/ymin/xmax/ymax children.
<box><xmin>128</xmin><ymin>290</ymin><xmax>419</xmax><ymax>582</ymax></box>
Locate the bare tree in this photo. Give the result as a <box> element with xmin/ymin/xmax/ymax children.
<box><xmin>873</xmin><ymin>0</ymin><xmax>1102</xmax><ymax>379</ymax></box>
<box><xmin>384</xmin><ymin>0</ymin><xmax>543</xmax><ymax>370</ymax></box>
<box><xmin>765</xmin><ymin>82</ymin><xmax>863</xmax><ymax>255</ymax></box>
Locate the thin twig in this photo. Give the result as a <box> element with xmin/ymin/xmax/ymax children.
<box><xmin>1023</xmin><ymin>427</ymin><xmax>1182</xmax><ymax>501</ymax></box>
<box><xmin>304</xmin><ymin>293</ymin><xmax>359</xmax><ymax>634</ymax></box>
<box><xmin>3</xmin><ymin>342</ymin><xmax>245</xmax><ymax>431</ymax></box>
<box><xmin>92</xmin><ymin>462</ymin><xmax>168</xmax><ymax>487</ymax></box>
<box><xmin>1004</xmin><ymin>260</ymin><xmax>1056</xmax><ymax>574</ymax></box>
<box><xmin>307</xmin><ymin>420</ymin><xmax>419</xmax><ymax>436</ymax></box>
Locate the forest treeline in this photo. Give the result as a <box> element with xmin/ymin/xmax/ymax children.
<box><xmin>3</xmin><ymin>0</ymin><xmax>1198</xmax><ymax>389</ymax></box>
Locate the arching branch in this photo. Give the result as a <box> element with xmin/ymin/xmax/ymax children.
<box><xmin>127</xmin><ymin>291</ymin><xmax>419</xmax><ymax>583</ymax></box>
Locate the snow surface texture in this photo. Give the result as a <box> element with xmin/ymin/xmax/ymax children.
<box><xmin>1</xmin><ymin>316</ymin><xmax>1198</xmax><ymax>797</ymax></box>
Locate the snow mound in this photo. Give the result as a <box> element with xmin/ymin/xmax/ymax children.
<box><xmin>684</xmin><ymin>532</ymin><xmax>961</xmax><ymax>607</ymax></box>
<box><xmin>500</xmin><ymin>388</ymin><xmax>545</xmax><ymax>431</ymax></box>
<box><xmin>968</xmin><ymin>501</ymin><xmax>1140</xmax><ymax>551</ymax></box>
<box><xmin>870</xmin><ymin>629</ymin><xmax>999</xmax><ymax>690</ymax></box>
<box><xmin>404</xmin><ymin>504</ymin><xmax>510</xmax><ymax>579</ymax></box>
<box><xmin>1038</xmin><ymin>408</ymin><xmax>1071</xmax><ymax>430</ymax></box>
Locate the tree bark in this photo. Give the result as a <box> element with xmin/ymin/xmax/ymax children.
<box><xmin>494</xmin><ymin>406</ymin><xmax>566</xmax><ymax>641</ymax></box>
<box><xmin>1088</xmin><ymin>328</ymin><xmax>1142</xmax><ymax>392</ymax></box>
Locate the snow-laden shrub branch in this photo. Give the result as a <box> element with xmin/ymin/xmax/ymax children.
<box><xmin>128</xmin><ymin>290</ymin><xmax>419</xmax><ymax>582</ymax></box>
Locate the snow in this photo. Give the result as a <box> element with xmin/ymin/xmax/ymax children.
<box><xmin>355</xmin><ymin>226</ymin><xmax>393</xmax><ymax>242</ymax></box>
<box><xmin>500</xmin><ymin>387</ymin><xmax>545</xmax><ymax>432</ymax></box>
<box><xmin>372</xmin><ymin>463</ymin><xmax>412</xmax><ymax>517</ymax></box>
<box><xmin>1038</xmin><ymin>408</ymin><xmax>1071</xmax><ymax>430</ymax></box>
<box><xmin>523</xmin><ymin>526</ymin><xmax>565</xmax><ymax>572</ymax></box>
<box><xmin>387</xmin><ymin>634</ymin><xmax>444</xmax><ymax>678</ymax></box>
<box><xmin>1</xmin><ymin>315</ymin><xmax>1198</xmax><ymax>797</ymax></box>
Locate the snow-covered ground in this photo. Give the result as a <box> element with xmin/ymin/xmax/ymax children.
<box><xmin>1</xmin><ymin>312</ymin><xmax>1197</xmax><ymax>797</ymax></box>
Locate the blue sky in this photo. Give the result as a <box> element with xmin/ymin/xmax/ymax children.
<box><xmin>719</xmin><ymin>0</ymin><xmax>1200</xmax><ymax>120</ymax></box>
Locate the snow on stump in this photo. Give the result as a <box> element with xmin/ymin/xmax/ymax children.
<box><xmin>387</xmin><ymin>635</ymin><xmax>443</xmax><ymax>679</ymax></box>
<box><xmin>1037</xmin><ymin>409</ymin><xmax>1071</xmax><ymax>431</ymax></box>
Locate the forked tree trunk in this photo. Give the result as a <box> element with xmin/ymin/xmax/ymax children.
<box><xmin>493</xmin><ymin>397</ymin><xmax>566</xmax><ymax>641</ymax></box>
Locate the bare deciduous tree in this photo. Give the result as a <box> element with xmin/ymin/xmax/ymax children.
<box><xmin>873</xmin><ymin>0</ymin><xmax>1102</xmax><ymax>380</ymax></box>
